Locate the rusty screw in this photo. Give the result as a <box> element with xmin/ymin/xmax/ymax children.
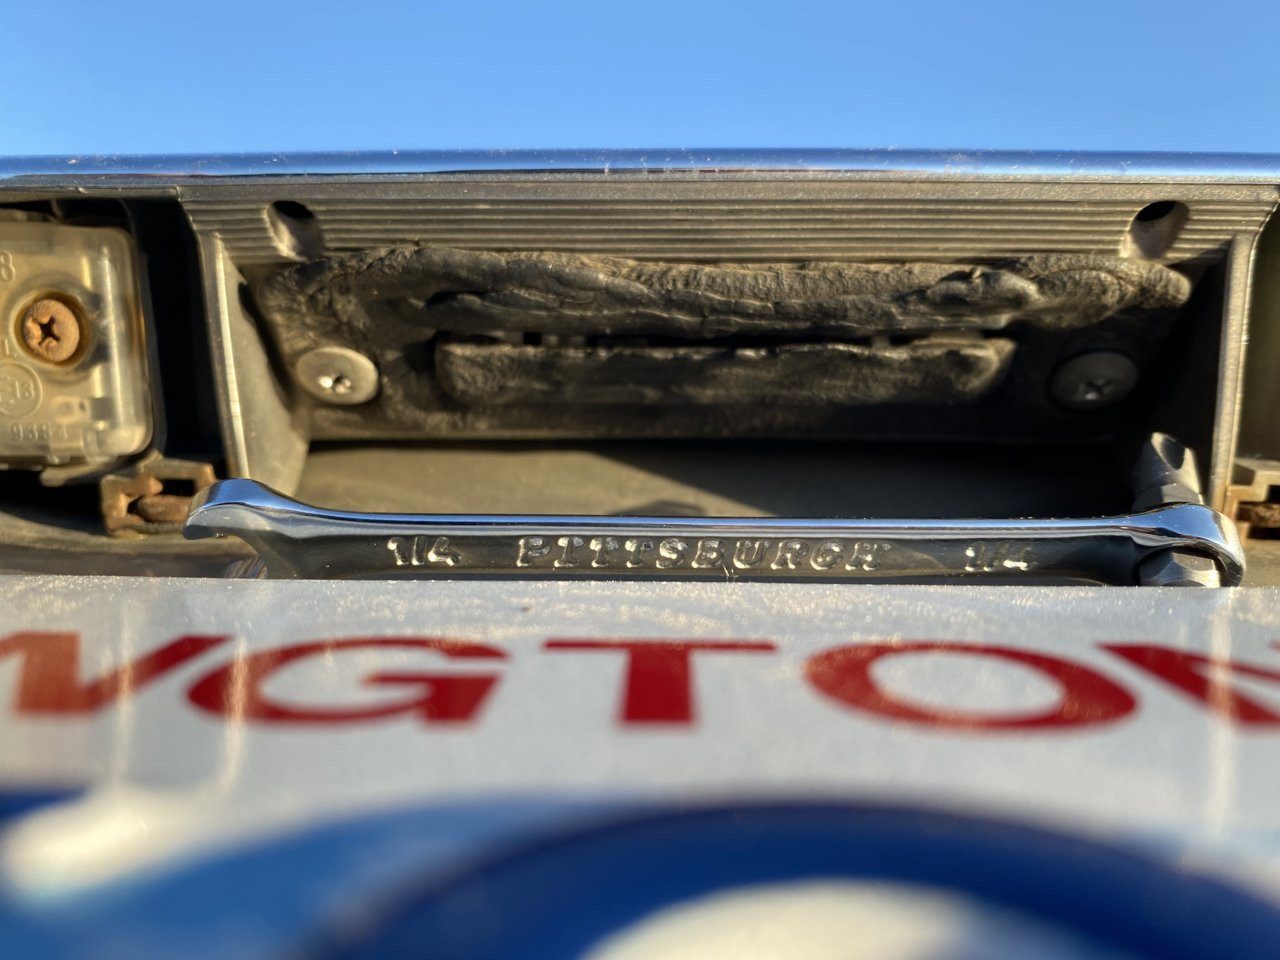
<box><xmin>20</xmin><ymin>298</ymin><xmax>83</xmax><ymax>364</ymax></box>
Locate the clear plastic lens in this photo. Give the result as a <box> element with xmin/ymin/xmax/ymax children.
<box><xmin>0</xmin><ymin>221</ymin><xmax>152</xmax><ymax>469</ymax></box>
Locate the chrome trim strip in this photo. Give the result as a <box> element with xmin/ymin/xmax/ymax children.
<box><xmin>7</xmin><ymin>149</ymin><xmax>1280</xmax><ymax>183</ymax></box>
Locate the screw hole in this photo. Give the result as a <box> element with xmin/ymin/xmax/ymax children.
<box><xmin>267</xmin><ymin>201</ymin><xmax>324</xmax><ymax>260</ymax></box>
<box><xmin>1133</xmin><ymin>200</ymin><xmax>1177</xmax><ymax>222</ymax></box>
<box><xmin>1123</xmin><ymin>201</ymin><xmax>1189</xmax><ymax>260</ymax></box>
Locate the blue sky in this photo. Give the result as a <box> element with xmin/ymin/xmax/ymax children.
<box><xmin>3</xmin><ymin>0</ymin><xmax>1277</xmax><ymax>156</ymax></box>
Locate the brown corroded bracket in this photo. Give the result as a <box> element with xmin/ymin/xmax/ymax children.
<box><xmin>101</xmin><ymin>457</ymin><xmax>217</xmax><ymax>536</ymax></box>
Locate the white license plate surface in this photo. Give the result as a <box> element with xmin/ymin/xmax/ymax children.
<box><xmin>2</xmin><ymin>577</ymin><xmax>1279</xmax><ymax>958</ymax></box>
